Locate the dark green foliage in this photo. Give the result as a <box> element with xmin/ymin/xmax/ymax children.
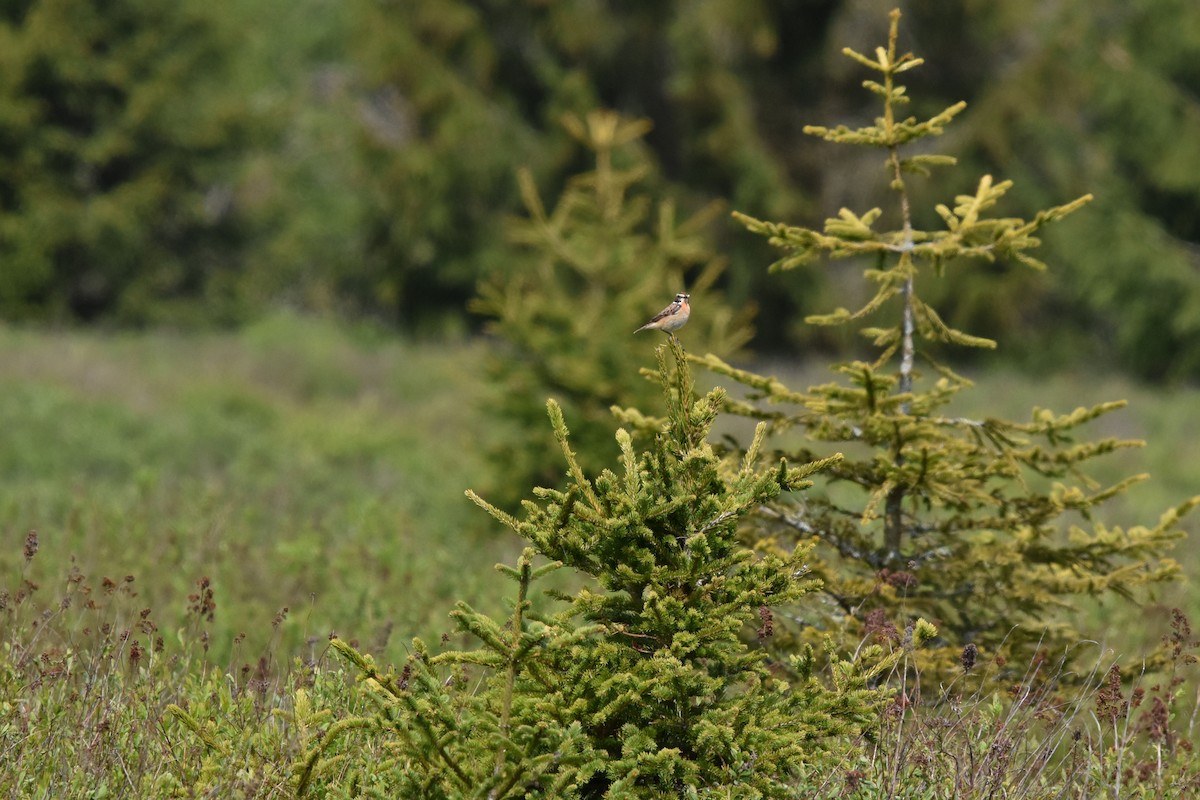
<box><xmin>0</xmin><ymin>0</ymin><xmax>262</xmax><ymax>323</ymax></box>
<box><xmin>472</xmin><ymin>110</ymin><xmax>752</xmax><ymax>507</ymax></box>
<box><xmin>308</xmin><ymin>342</ymin><xmax>919</xmax><ymax>797</ymax></box>
<box><xmin>701</xmin><ymin>10</ymin><xmax>1199</xmax><ymax>681</ymax></box>
<box><xmin>218</xmin><ymin>0</ymin><xmax>366</xmax><ymax>319</ymax></box>
<box><xmin>346</xmin><ymin>0</ymin><xmax>548</xmax><ymax>330</ymax></box>
<box><xmin>344</xmin><ymin>0</ymin><xmax>1200</xmax><ymax>375</ymax></box>
<box><xmin>346</xmin><ymin>0</ymin><xmax>822</xmax><ymax>335</ymax></box>
<box><xmin>939</xmin><ymin>0</ymin><xmax>1200</xmax><ymax>379</ymax></box>
<box><xmin>2</xmin><ymin>1</ymin><xmax>1199</xmax><ymax>379</ymax></box>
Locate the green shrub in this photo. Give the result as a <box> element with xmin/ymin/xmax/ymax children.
<box><xmin>303</xmin><ymin>343</ymin><xmax>923</xmax><ymax>797</ymax></box>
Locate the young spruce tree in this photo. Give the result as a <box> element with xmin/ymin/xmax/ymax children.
<box><xmin>692</xmin><ymin>10</ymin><xmax>1198</xmax><ymax>682</ymax></box>
<box><xmin>304</xmin><ymin>343</ymin><xmax>927</xmax><ymax>798</ymax></box>
<box><xmin>472</xmin><ymin>110</ymin><xmax>752</xmax><ymax>508</ymax></box>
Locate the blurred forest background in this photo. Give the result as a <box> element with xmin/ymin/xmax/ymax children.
<box><xmin>3</xmin><ymin>0</ymin><xmax>1199</xmax><ymax>380</ymax></box>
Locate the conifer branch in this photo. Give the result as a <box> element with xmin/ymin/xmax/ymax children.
<box><xmin>546</xmin><ymin>399</ymin><xmax>602</xmax><ymax>513</ymax></box>
<box><xmin>492</xmin><ymin>550</ymin><xmax>534</xmax><ymax>783</ymax></box>
<box><xmin>464</xmin><ymin>489</ymin><xmax>522</xmax><ymax>531</ymax></box>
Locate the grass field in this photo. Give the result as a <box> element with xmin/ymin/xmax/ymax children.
<box><xmin>2</xmin><ymin>314</ymin><xmax>1198</xmax><ymax>795</ymax></box>
<box><xmin>0</xmin><ymin>315</ymin><xmax>528</xmax><ymax>669</ymax></box>
<box><xmin>3</xmin><ymin>316</ymin><xmax>1198</xmax><ymax>665</ymax></box>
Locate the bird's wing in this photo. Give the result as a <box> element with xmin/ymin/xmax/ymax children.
<box><xmin>646</xmin><ymin>300</ymin><xmax>682</xmax><ymax>323</ymax></box>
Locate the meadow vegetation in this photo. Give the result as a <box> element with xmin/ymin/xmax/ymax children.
<box><xmin>0</xmin><ymin>315</ymin><xmax>526</xmax><ymax>669</ymax></box>
<box><xmin>1</xmin><ymin>316</ymin><xmax>1198</xmax><ymax>796</ymax></box>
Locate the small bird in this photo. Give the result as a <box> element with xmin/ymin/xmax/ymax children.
<box><xmin>635</xmin><ymin>292</ymin><xmax>691</xmax><ymax>340</ymax></box>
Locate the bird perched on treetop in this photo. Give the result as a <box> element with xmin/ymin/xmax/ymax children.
<box><xmin>635</xmin><ymin>292</ymin><xmax>690</xmax><ymax>340</ymax></box>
